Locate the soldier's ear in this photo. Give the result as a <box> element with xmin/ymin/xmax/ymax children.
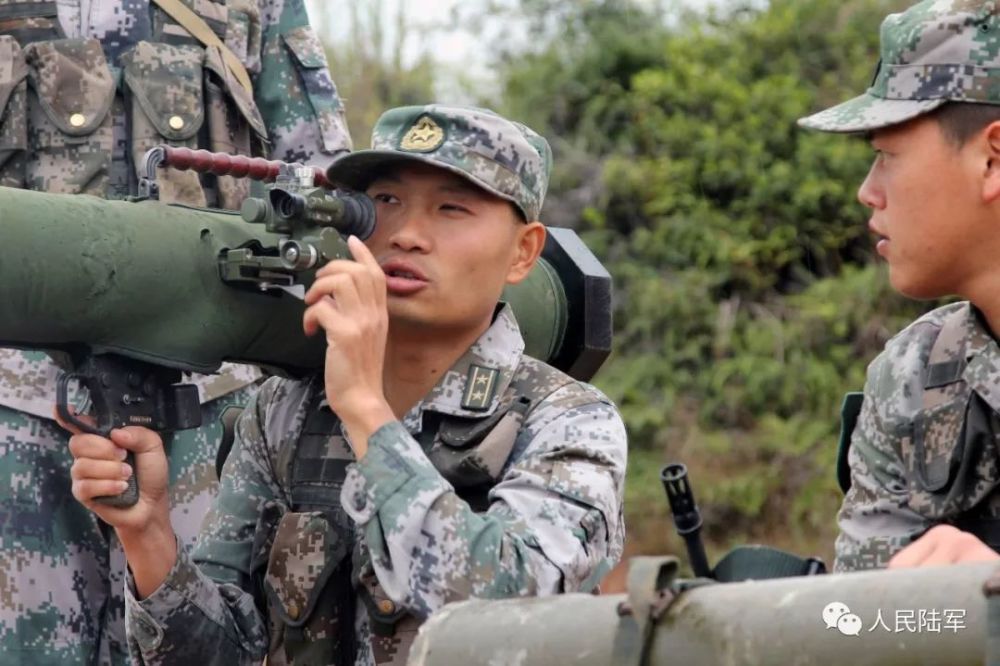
<box><xmin>506</xmin><ymin>222</ymin><xmax>546</xmax><ymax>285</ymax></box>
<box><xmin>981</xmin><ymin>121</ymin><xmax>1000</xmax><ymax>205</ymax></box>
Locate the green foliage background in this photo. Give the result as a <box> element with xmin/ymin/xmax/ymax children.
<box><xmin>486</xmin><ymin>0</ymin><xmax>932</xmax><ymax>567</ymax></box>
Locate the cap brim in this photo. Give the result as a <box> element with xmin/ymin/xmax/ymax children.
<box><xmin>797</xmin><ymin>92</ymin><xmax>947</xmax><ymax>133</ymax></box>
<box><xmin>326</xmin><ymin>151</ymin><xmax>426</xmax><ymax>190</ymax></box>
<box><xmin>326</xmin><ymin>150</ymin><xmax>525</xmax><ymax>215</ymax></box>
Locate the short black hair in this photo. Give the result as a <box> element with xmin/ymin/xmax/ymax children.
<box><xmin>933</xmin><ymin>102</ymin><xmax>1000</xmax><ymax>147</ymax></box>
<box><xmin>509</xmin><ymin>201</ymin><xmax>527</xmax><ymax>223</ymax></box>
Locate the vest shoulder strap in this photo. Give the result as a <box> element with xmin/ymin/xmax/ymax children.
<box><xmin>150</xmin><ymin>0</ymin><xmax>253</xmax><ymax>95</ymax></box>
<box><xmin>504</xmin><ymin>355</ymin><xmax>587</xmax><ymax>417</ymax></box>
<box><xmin>277</xmin><ymin>357</ymin><xmax>585</xmax><ymax>508</ymax></box>
<box><xmin>923</xmin><ymin>303</ymin><xmax>969</xmax><ymax>393</ymax></box>
<box><xmin>838</xmin><ymin>304</ymin><xmax>971</xmax><ymax>495</ymax></box>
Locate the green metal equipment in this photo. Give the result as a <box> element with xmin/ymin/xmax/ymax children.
<box><xmin>410</xmin><ymin>557</ymin><xmax>996</xmax><ymax>666</ymax></box>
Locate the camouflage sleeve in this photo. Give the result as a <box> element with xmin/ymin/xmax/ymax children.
<box><xmin>341</xmin><ymin>384</ymin><xmax>627</xmax><ymax>619</ymax></box>
<box><xmin>122</xmin><ymin>382</ymin><xmax>286</xmax><ymax>665</ymax></box>
<box><xmin>254</xmin><ymin>0</ymin><xmax>352</xmax><ymax>167</ymax></box>
<box><xmin>834</xmin><ymin>356</ymin><xmax>931</xmax><ymax>572</ymax></box>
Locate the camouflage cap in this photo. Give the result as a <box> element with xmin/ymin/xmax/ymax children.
<box><xmin>799</xmin><ymin>1</ymin><xmax>1000</xmax><ymax>133</ymax></box>
<box><xmin>326</xmin><ymin>104</ymin><xmax>552</xmax><ymax>220</ymax></box>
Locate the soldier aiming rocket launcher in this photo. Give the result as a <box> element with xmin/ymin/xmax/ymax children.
<box><xmin>1</xmin><ymin>146</ymin><xmax>612</xmax><ymax>507</ymax></box>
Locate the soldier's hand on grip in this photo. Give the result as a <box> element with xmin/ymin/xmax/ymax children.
<box><xmin>60</xmin><ymin>413</ymin><xmax>171</xmax><ymax>534</ymax></box>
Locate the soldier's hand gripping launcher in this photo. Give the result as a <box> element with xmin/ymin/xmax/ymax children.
<box><xmin>53</xmin><ymin>147</ymin><xmax>378</xmax><ymax>507</ymax></box>
<box><xmin>1</xmin><ymin>146</ymin><xmax>613</xmax><ymax>507</ymax></box>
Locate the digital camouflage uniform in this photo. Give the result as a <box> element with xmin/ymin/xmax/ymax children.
<box><xmin>122</xmin><ymin>106</ymin><xmax>628</xmax><ymax>666</ymax></box>
<box><xmin>0</xmin><ymin>0</ymin><xmax>352</xmax><ymax>663</ymax></box>
<box><xmin>832</xmin><ymin>303</ymin><xmax>1000</xmax><ymax>570</ymax></box>
<box><xmin>798</xmin><ymin>1</ymin><xmax>1000</xmax><ymax>571</ymax></box>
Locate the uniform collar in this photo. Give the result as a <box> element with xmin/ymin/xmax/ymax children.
<box><xmin>960</xmin><ymin>304</ymin><xmax>1000</xmax><ymax>414</ymax></box>
<box><xmin>320</xmin><ymin>305</ymin><xmax>526</xmax><ymax>432</ymax></box>
<box><xmin>403</xmin><ymin>304</ymin><xmax>525</xmax><ymax>431</ymax></box>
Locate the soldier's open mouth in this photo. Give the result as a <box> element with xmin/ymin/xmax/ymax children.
<box><xmin>384</xmin><ymin>272</ymin><xmax>429</xmax><ymax>295</ymax></box>
<box><xmin>381</xmin><ymin>259</ymin><xmax>429</xmax><ymax>295</ymax></box>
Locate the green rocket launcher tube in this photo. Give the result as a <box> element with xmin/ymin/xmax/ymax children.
<box><xmin>0</xmin><ymin>186</ymin><xmax>607</xmax><ymax>375</ymax></box>
<box><xmin>410</xmin><ymin>559</ymin><xmax>997</xmax><ymax>666</ymax></box>
<box><xmin>1</xmin><ymin>189</ymin><xmax>326</xmax><ymax>374</ymax></box>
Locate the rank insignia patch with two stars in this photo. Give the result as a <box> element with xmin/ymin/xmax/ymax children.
<box><xmin>462</xmin><ymin>364</ymin><xmax>499</xmax><ymax>411</ymax></box>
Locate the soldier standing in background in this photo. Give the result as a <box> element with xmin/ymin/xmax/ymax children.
<box><xmin>799</xmin><ymin>0</ymin><xmax>1000</xmax><ymax>572</ymax></box>
<box><xmin>0</xmin><ymin>0</ymin><xmax>351</xmax><ymax>662</ymax></box>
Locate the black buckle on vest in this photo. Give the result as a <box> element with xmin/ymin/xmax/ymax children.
<box><xmin>283</xmin><ymin>624</ymin><xmax>306</xmax><ymax>662</ymax></box>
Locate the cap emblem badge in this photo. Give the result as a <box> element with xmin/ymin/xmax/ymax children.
<box><xmin>400</xmin><ymin>116</ymin><xmax>445</xmax><ymax>152</ymax></box>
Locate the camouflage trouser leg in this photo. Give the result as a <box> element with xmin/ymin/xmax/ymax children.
<box><xmin>0</xmin><ymin>404</ymin><xmax>127</xmax><ymax>665</ymax></box>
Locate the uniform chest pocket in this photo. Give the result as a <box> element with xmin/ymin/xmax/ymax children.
<box><xmin>263</xmin><ymin>510</ymin><xmax>355</xmax><ymax>665</ymax></box>
<box><xmin>23</xmin><ymin>37</ymin><xmax>114</xmax><ymax>195</ymax></box>
<box><xmin>281</xmin><ymin>25</ymin><xmax>351</xmax><ymax>154</ymax></box>
<box><xmin>431</xmin><ymin>402</ymin><xmax>527</xmax><ymax>489</ymax></box>
<box><xmin>122</xmin><ymin>41</ymin><xmax>205</xmax><ymax>205</ymax></box>
<box><xmin>0</xmin><ymin>35</ymin><xmax>27</xmax><ymax>187</ymax></box>
<box><xmin>264</xmin><ymin>511</ymin><xmax>348</xmax><ymax>624</ymax></box>
<box><xmin>223</xmin><ymin>0</ymin><xmax>261</xmax><ymax>72</ymax></box>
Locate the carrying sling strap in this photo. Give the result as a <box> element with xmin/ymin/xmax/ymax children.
<box><xmin>711</xmin><ymin>545</ymin><xmax>825</xmax><ymax>582</ymax></box>
<box><xmin>214</xmin><ymin>405</ymin><xmax>245</xmax><ymax>480</ymax></box>
<box><xmin>837</xmin><ymin>392</ymin><xmax>865</xmax><ymax>493</ymax></box>
<box><xmin>150</xmin><ymin>0</ymin><xmax>254</xmax><ymax>95</ymax></box>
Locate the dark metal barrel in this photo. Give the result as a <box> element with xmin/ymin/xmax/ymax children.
<box><xmin>662</xmin><ymin>463</ymin><xmax>712</xmax><ymax>578</ymax></box>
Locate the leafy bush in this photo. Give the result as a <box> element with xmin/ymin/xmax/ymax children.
<box><xmin>491</xmin><ymin>0</ymin><xmax>931</xmax><ymax>564</ymax></box>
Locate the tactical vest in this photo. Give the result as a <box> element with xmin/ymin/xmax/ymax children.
<box><xmin>0</xmin><ymin>0</ymin><xmax>267</xmax><ymax>209</ymax></box>
<box><xmin>838</xmin><ymin>303</ymin><xmax>1000</xmax><ymax>550</ymax></box>
<box><xmin>252</xmin><ymin>357</ymin><xmax>588</xmax><ymax>666</ymax></box>
<box><xmin>0</xmin><ymin>0</ymin><xmax>269</xmax><ymax>414</ymax></box>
